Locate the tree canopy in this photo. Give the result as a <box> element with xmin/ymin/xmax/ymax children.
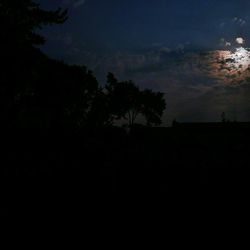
<box><xmin>105</xmin><ymin>73</ymin><xmax>166</xmax><ymax>127</ymax></box>
<box><xmin>0</xmin><ymin>0</ymin><xmax>67</xmax><ymax>48</ymax></box>
<box><xmin>0</xmin><ymin>0</ymin><xmax>67</xmax><ymax>127</ymax></box>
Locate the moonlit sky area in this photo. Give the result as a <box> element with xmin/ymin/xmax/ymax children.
<box><xmin>37</xmin><ymin>0</ymin><xmax>250</xmax><ymax>125</ymax></box>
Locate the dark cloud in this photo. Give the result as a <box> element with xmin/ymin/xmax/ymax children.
<box><xmin>62</xmin><ymin>0</ymin><xmax>86</xmax><ymax>9</ymax></box>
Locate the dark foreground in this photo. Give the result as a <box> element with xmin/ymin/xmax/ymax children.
<box><xmin>2</xmin><ymin>125</ymin><xmax>250</xmax><ymax>215</ymax></box>
<box><xmin>1</xmin><ymin>125</ymin><xmax>250</xmax><ymax>192</ymax></box>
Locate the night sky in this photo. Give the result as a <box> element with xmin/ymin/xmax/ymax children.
<box><xmin>37</xmin><ymin>0</ymin><xmax>250</xmax><ymax>125</ymax></box>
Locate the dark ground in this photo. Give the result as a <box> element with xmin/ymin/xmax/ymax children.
<box><xmin>1</xmin><ymin>124</ymin><xmax>250</xmax><ymax>190</ymax></box>
<box><xmin>1</xmin><ymin>124</ymin><xmax>250</xmax><ymax>216</ymax></box>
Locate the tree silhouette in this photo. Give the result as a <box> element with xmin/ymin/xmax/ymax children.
<box><xmin>32</xmin><ymin>60</ymin><xmax>100</xmax><ymax>129</ymax></box>
<box><xmin>0</xmin><ymin>0</ymin><xmax>67</xmax><ymax>127</ymax></box>
<box><xmin>105</xmin><ymin>73</ymin><xmax>140</xmax><ymax>126</ymax></box>
<box><xmin>86</xmin><ymin>88</ymin><xmax>112</xmax><ymax>127</ymax></box>
<box><xmin>140</xmin><ymin>89</ymin><xmax>166</xmax><ymax>126</ymax></box>
<box><xmin>0</xmin><ymin>0</ymin><xmax>67</xmax><ymax>48</ymax></box>
<box><xmin>105</xmin><ymin>73</ymin><xmax>166</xmax><ymax>127</ymax></box>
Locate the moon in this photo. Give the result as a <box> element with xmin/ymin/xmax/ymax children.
<box><xmin>236</xmin><ymin>37</ymin><xmax>245</xmax><ymax>44</ymax></box>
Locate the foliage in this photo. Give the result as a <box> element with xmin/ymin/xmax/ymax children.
<box><xmin>105</xmin><ymin>73</ymin><xmax>166</xmax><ymax>126</ymax></box>
<box><xmin>0</xmin><ymin>0</ymin><xmax>67</xmax><ymax>127</ymax></box>
<box><xmin>140</xmin><ymin>89</ymin><xmax>166</xmax><ymax>126</ymax></box>
<box><xmin>36</xmin><ymin>61</ymin><xmax>99</xmax><ymax>128</ymax></box>
<box><xmin>0</xmin><ymin>0</ymin><xmax>67</xmax><ymax>48</ymax></box>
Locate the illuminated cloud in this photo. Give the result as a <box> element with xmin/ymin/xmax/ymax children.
<box><xmin>219</xmin><ymin>38</ymin><xmax>231</xmax><ymax>47</ymax></box>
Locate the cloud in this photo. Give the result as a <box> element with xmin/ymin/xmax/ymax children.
<box><xmin>218</xmin><ymin>16</ymin><xmax>248</xmax><ymax>32</ymax></box>
<box><xmin>232</xmin><ymin>16</ymin><xmax>247</xmax><ymax>26</ymax></box>
<box><xmin>72</xmin><ymin>0</ymin><xmax>86</xmax><ymax>8</ymax></box>
<box><xmin>62</xmin><ymin>0</ymin><xmax>86</xmax><ymax>9</ymax></box>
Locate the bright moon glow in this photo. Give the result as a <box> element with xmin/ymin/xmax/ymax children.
<box><xmin>236</xmin><ymin>37</ymin><xmax>244</xmax><ymax>44</ymax></box>
<box><xmin>217</xmin><ymin>47</ymin><xmax>250</xmax><ymax>77</ymax></box>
